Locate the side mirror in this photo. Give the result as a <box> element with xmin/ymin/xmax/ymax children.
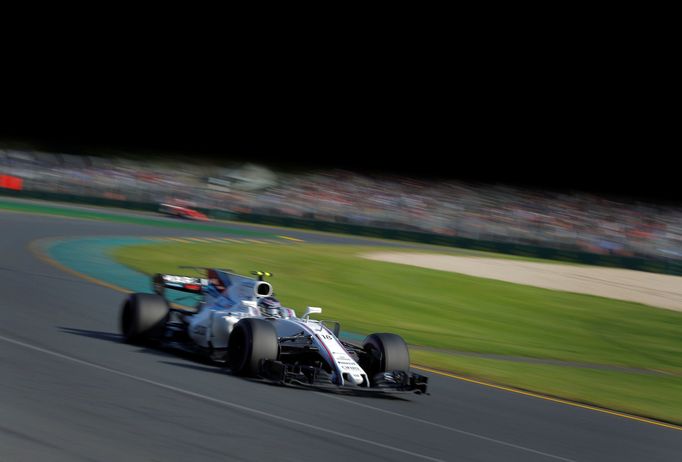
<box><xmin>302</xmin><ymin>306</ymin><xmax>322</xmax><ymax>320</ymax></box>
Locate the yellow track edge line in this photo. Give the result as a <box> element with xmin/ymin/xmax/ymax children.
<box><xmin>29</xmin><ymin>238</ymin><xmax>134</xmax><ymax>295</ymax></box>
<box><xmin>28</xmin><ymin>238</ymin><xmax>189</xmax><ymax>312</ymax></box>
<box><xmin>278</xmin><ymin>235</ymin><xmax>304</xmax><ymax>242</ymax></box>
<box><xmin>411</xmin><ymin>364</ymin><xmax>682</xmax><ymax>431</ymax></box>
<box><xmin>27</xmin><ymin>237</ymin><xmax>682</xmax><ymax>432</ymax></box>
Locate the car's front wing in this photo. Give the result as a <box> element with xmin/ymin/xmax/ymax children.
<box><xmin>258</xmin><ymin>360</ymin><xmax>429</xmax><ymax>395</ymax></box>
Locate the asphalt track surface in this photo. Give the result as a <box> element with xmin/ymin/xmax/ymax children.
<box><xmin>1</xmin><ymin>208</ymin><xmax>681</xmax><ymax>461</ymax></box>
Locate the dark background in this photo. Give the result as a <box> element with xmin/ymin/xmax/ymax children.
<box><xmin>0</xmin><ymin>51</ymin><xmax>673</xmax><ymax>204</ymax></box>
<box><xmin>1</xmin><ymin>9</ymin><xmax>674</xmax><ymax>203</ymax></box>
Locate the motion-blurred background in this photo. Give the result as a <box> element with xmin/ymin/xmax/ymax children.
<box><xmin>0</xmin><ymin>129</ymin><xmax>680</xmax><ymax>274</ymax></box>
<box><xmin>1</xmin><ymin>54</ymin><xmax>677</xmax><ymax>272</ymax></box>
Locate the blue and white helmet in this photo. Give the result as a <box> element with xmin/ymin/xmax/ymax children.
<box><xmin>257</xmin><ymin>296</ymin><xmax>282</xmax><ymax>317</ymax></box>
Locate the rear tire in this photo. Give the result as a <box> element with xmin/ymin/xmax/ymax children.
<box><xmin>360</xmin><ymin>333</ymin><xmax>410</xmax><ymax>378</ymax></box>
<box><xmin>120</xmin><ymin>293</ymin><xmax>169</xmax><ymax>344</ymax></box>
<box><xmin>228</xmin><ymin>318</ymin><xmax>279</xmax><ymax>376</ymax></box>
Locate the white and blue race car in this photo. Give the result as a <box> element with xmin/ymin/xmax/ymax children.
<box><xmin>119</xmin><ymin>268</ymin><xmax>428</xmax><ymax>394</ymax></box>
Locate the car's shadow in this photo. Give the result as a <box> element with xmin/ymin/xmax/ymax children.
<box><xmin>58</xmin><ymin>326</ymin><xmax>414</xmax><ymax>401</ymax></box>
<box><xmin>57</xmin><ymin>326</ymin><xmax>215</xmax><ymax>365</ymax></box>
<box><xmin>59</xmin><ymin>327</ymin><xmax>123</xmax><ymax>342</ymax></box>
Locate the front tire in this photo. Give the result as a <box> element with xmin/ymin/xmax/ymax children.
<box><xmin>120</xmin><ymin>293</ymin><xmax>169</xmax><ymax>344</ymax></box>
<box><xmin>228</xmin><ymin>318</ymin><xmax>279</xmax><ymax>376</ymax></box>
<box><xmin>360</xmin><ymin>333</ymin><xmax>410</xmax><ymax>378</ymax></box>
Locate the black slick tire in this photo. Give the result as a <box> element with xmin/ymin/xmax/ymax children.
<box><xmin>361</xmin><ymin>333</ymin><xmax>410</xmax><ymax>377</ymax></box>
<box><xmin>228</xmin><ymin>318</ymin><xmax>279</xmax><ymax>376</ymax></box>
<box><xmin>120</xmin><ymin>293</ymin><xmax>169</xmax><ymax>344</ymax></box>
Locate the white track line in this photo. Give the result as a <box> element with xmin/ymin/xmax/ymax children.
<box><xmin>0</xmin><ymin>334</ymin><xmax>443</xmax><ymax>462</ymax></box>
<box><xmin>315</xmin><ymin>393</ymin><xmax>576</xmax><ymax>462</ymax></box>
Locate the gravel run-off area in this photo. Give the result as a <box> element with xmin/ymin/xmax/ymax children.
<box><xmin>362</xmin><ymin>252</ymin><xmax>682</xmax><ymax>312</ymax></box>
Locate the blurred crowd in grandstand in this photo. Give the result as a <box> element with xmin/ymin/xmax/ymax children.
<box><xmin>2</xmin><ymin>148</ymin><xmax>681</xmax><ymax>260</ymax></box>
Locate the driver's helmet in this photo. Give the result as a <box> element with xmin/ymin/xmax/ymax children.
<box><xmin>258</xmin><ymin>296</ymin><xmax>282</xmax><ymax>317</ymax></box>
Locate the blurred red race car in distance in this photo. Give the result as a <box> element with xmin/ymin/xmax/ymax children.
<box><xmin>159</xmin><ymin>202</ymin><xmax>210</xmax><ymax>221</ymax></box>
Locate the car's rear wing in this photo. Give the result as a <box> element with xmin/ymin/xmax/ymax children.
<box><xmin>152</xmin><ymin>273</ymin><xmax>206</xmax><ymax>295</ymax></box>
<box><xmin>151</xmin><ymin>269</ymin><xmax>274</xmax><ymax>299</ymax></box>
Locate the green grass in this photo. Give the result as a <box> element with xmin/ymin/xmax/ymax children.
<box><xmin>113</xmin><ymin>241</ymin><xmax>682</xmax><ymax>424</ymax></box>
<box><xmin>411</xmin><ymin>350</ymin><xmax>682</xmax><ymax>425</ymax></box>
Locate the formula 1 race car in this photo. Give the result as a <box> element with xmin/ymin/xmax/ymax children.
<box><xmin>158</xmin><ymin>202</ymin><xmax>210</xmax><ymax>221</ymax></box>
<box><xmin>119</xmin><ymin>268</ymin><xmax>428</xmax><ymax>394</ymax></box>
